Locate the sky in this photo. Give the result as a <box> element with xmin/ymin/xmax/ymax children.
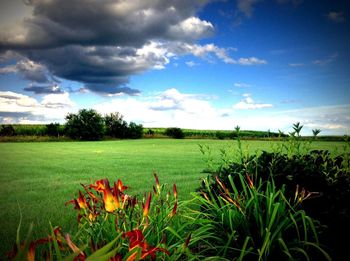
<box><xmin>0</xmin><ymin>0</ymin><xmax>349</xmax><ymax>135</ymax></box>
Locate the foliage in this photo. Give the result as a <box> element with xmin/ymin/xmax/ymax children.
<box><xmin>164</xmin><ymin>127</ymin><xmax>184</xmax><ymax>139</ymax></box>
<box><xmin>65</xmin><ymin>109</ymin><xmax>105</xmax><ymax>140</ymax></box>
<box><xmin>45</xmin><ymin>123</ymin><xmax>62</xmax><ymax>137</ymax></box>
<box><xmin>198</xmin><ymin>123</ymin><xmax>350</xmax><ymax>260</ymax></box>
<box><xmin>0</xmin><ymin>125</ymin><xmax>16</xmax><ymax>136</ymax></box>
<box><xmin>104</xmin><ymin>112</ymin><xmax>129</xmax><ymax>138</ymax></box>
<box><xmin>8</xmin><ymin>175</ymin><xmax>189</xmax><ymax>260</ymax></box>
<box><xmin>193</xmin><ymin>173</ymin><xmax>330</xmax><ymax>260</ymax></box>
<box><xmin>126</xmin><ymin>122</ymin><xmax>143</xmax><ymax>139</ymax></box>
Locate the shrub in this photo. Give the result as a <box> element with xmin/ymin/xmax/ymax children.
<box><xmin>165</xmin><ymin>127</ymin><xmax>184</xmax><ymax>139</ymax></box>
<box><xmin>0</xmin><ymin>125</ymin><xmax>16</xmax><ymax>136</ymax></box>
<box><xmin>65</xmin><ymin>109</ymin><xmax>105</xmax><ymax>140</ymax></box>
<box><xmin>45</xmin><ymin>123</ymin><xmax>61</xmax><ymax>137</ymax></box>
<box><xmin>127</xmin><ymin>122</ymin><xmax>143</xmax><ymax>139</ymax></box>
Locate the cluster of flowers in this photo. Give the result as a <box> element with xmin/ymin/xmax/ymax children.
<box><xmin>8</xmin><ymin>174</ymin><xmax>179</xmax><ymax>261</ymax></box>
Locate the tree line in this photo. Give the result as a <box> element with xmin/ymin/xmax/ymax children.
<box><xmin>0</xmin><ymin>109</ymin><xmax>143</xmax><ymax>141</ymax></box>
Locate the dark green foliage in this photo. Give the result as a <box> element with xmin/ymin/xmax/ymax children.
<box><xmin>126</xmin><ymin>122</ymin><xmax>143</xmax><ymax>139</ymax></box>
<box><xmin>104</xmin><ymin>112</ymin><xmax>128</xmax><ymax>138</ymax></box>
<box><xmin>145</xmin><ymin>128</ymin><xmax>155</xmax><ymax>136</ymax></box>
<box><xmin>0</xmin><ymin>125</ymin><xmax>16</xmax><ymax>136</ymax></box>
<box><xmin>200</xmin><ymin>150</ymin><xmax>350</xmax><ymax>260</ymax></box>
<box><xmin>65</xmin><ymin>109</ymin><xmax>105</xmax><ymax>140</ymax></box>
<box><xmin>215</xmin><ymin>131</ymin><xmax>226</xmax><ymax>140</ymax></box>
<box><xmin>45</xmin><ymin>123</ymin><xmax>61</xmax><ymax>137</ymax></box>
<box><xmin>165</xmin><ymin>127</ymin><xmax>184</xmax><ymax>139</ymax></box>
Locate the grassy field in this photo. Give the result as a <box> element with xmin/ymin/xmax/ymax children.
<box><xmin>0</xmin><ymin>139</ymin><xmax>347</xmax><ymax>256</ymax></box>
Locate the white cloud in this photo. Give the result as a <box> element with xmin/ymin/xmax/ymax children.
<box><xmin>326</xmin><ymin>11</ymin><xmax>345</xmax><ymax>23</ymax></box>
<box><xmin>235</xmin><ymin>57</ymin><xmax>267</xmax><ymax>65</ymax></box>
<box><xmin>185</xmin><ymin>61</ymin><xmax>198</xmax><ymax>67</ymax></box>
<box><xmin>234</xmin><ymin>82</ymin><xmax>251</xmax><ymax>88</ymax></box>
<box><xmin>233</xmin><ymin>93</ymin><xmax>273</xmax><ymax>110</ymax></box>
<box><xmin>0</xmin><ymin>91</ymin><xmax>76</xmax><ymax>123</ymax></box>
<box><xmin>168</xmin><ymin>17</ymin><xmax>214</xmax><ymax>40</ymax></box>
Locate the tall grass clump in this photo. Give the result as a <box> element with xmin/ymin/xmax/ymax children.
<box><xmin>192</xmin><ymin>173</ymin><xmax>330</xmax><ymax>260</ymax></box>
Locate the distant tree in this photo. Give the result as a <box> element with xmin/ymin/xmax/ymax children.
<box><xmin>127</xmin><ymin>122</ymin><xmax>143</xmax><ymax>139</ymax></box>
<box><xmin>165</xmin><ymin>127</ymin><xmax>184</xmax><ymax>139</ymax></box>
<box><xmin>104</xmin><ymin>112</ymin><xmax>128</xmax><ymax>138</ymax></box>
<box><xmin>0</xmin><ymin>125</ymin><xmax>16</xmax><ymax>136</ymax></box>
<box><xmin>45</xmin><ymin>123</ymin><xmax>61</xmax><ymax>137</ymax></box>
<box><xmin>65</xmin><ymin>109</ymin><xmax>105</xmax><ymax>140</ymax></box>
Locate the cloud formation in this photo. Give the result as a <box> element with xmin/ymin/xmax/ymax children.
<box><xmin>0</xmin><ymin>0</ymin><xmax>268</xmax><ymax>95</ymax></box>
<box><xmin>0</xmin><ymin>0</ymin><xmax>215</xmax><ymax>94</ymax></box>
<box><xmin>233</xmin><ymin>93</ymin><xmax>273</xmax><ymax>110</ymax></box>
<box><xmin>0</xmin><ymin>91</ymin><xmax>75</xmax><ymax>123</ymax></box>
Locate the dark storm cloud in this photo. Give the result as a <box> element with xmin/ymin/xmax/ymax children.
<box><xmin>24</xmin><ymin>84</ymin><xmax>63</xmax><ymax>94</ymax></box>
<box><xmin>0</xmin><ymin>0</ymin><xmax>214</xmax><ymax>94</ymax></box>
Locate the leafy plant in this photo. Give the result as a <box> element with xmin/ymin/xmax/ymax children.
<box><xmin>0</xmin><ymin>125</ymin><xmax>16</xmax><ymax>136</ymax></box>
<box><xmin>194</xmin><ymin>173</ymin><xmax>330</xmax><ymax>260</ymax></box>
<box><xmin>165</xmin><ymin>128</ymin><xmax>185</xmax><ymax>139</ymax></box>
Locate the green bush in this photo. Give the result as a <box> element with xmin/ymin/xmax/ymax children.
<box><xmin>45</xmin><ymin>123</ymin><xmax>62</xmax><ymax>137</ymax></box>
<box><xmin>199</xmin><ymin>149</ymin><xmax>350</xmax><ymax>260</ymax></box>
<box><xmin>65</xmin><ymin>109</ymin><xmax>105</xmax><ymax>140</ymax></box>
<box><xmin>0</xmin><ymin>125</ymin><xmax>16</xmax><ymax>136</ymax></box>
<box><xmin>165</xmin><ymin>127</ymin><xmax>184</xmax><ymax>139</ymax></box>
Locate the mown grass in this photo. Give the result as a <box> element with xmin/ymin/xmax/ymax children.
<box><xmin>0</xmin><ymin>139</ymin><xmax>346</xmax><ymax>257</ymax></box>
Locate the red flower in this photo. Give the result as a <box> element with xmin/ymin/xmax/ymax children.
<box><xmin>123</xmin><ymin>230</ymin><xmax>169</xmax><ymax>261</ymax></box>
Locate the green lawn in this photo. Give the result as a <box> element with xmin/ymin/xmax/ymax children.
<box><xmin>0</xmin><ymin>139</ymin><xmax>346</xmax><ymax>256</ymax></box>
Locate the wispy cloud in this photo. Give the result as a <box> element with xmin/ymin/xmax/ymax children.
<box><xmin>237</xmin><ymin>0</ymin><xmax>262</xmax><ymax>18</ymax></box>
<box><xmin>288</xmin><ymin>63</ymin><xmax>304</xmax><ymax>67</ymax></box>
<box><xmin>326</xmin><ymin>11</ymin><xmax>345</xmax><ymax>23</ymax></box>
<box><xmin>234</xmin><ymin>82</ymin><xmax>251</xmax><ymax>88</ymax></box>
<box><xmin>185</xmin><ymin>61</ymin><xmax>199</xmax><ymax>67</ymax></box>
<box><xmin>312</xmin><ymin>53</ymin><xmax>338</xmax><ymax>66</ymax></box>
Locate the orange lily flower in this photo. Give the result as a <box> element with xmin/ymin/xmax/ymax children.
<box><xmin>90</xmin><ymin>178</ymin><xmax>109</xmax><ymax>192</ymax></box>
<box><xmin>103</xmin><ymin>186</ymin><xmax>120</xmax><ymax>212</ymax></box>
<box><xmin>116</xmin><ymin>179</ymin><xmax>128</xmax><ymax>192</ymax></box>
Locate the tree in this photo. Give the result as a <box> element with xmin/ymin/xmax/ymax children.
<box><xmin>0</xmin><ymin>125</ymin><xmax>16</xmax><ymax>136</ymax></box>
<box><xmin>127</xmin><ymin>122</ymin><xmax>143</xmax><ymax>139</ymax></box>
<box><xmin>104</xmin><ymin>112</ymin><xmax>128</xmax><ymax>138</ymax></box>
<box><xmin>45</xmin><ymin>123</ymin><xmax>61</xmax><ymax>137</ymax></box>
<box><xmin>65</xmin><ymin>109</ymin><xmax>105</xmax><ymax>140</ymax></box>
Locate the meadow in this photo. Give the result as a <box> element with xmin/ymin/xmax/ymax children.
<box><xmin>0</xmin><ymin>139</ymin><xmax>347</xmax><ymax>257</ymax></box>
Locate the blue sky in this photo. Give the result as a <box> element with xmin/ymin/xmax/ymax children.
<box><xmin>0</xmin><ymin>0</ymin><xmax>349</xmax><ymax>135</ymax></box>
